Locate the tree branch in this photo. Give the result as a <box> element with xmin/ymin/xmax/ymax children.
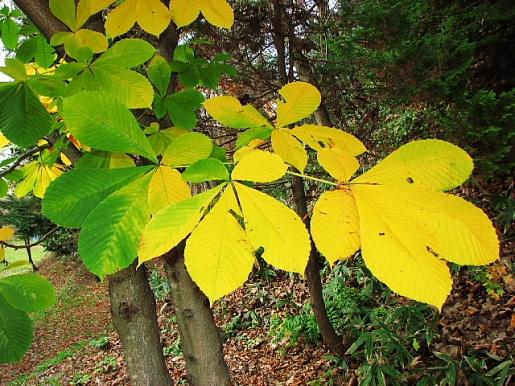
<box><xmin>1</xmin><ymin>227</ymin><xmax>60</xmax><ymax>250</ymax></box>
<box><xmin>0</xmin><ymin>144</ymin><xmax>50</xmax><ymax>179</ymax></box>
<box><xmin>13</xmin><ymin>0</ymin><xmax>69</xmax><ymax>40</ymax></box>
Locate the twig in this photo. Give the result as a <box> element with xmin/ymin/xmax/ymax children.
<box><xmin>1</xmin><ymin>227</ymin><xmax>60</xmax><ymax>250</ymax></box>
<box><xmin>0</xmin><ymin>144</ymin><xmax>50</xmax><ymax>179</ymax></box>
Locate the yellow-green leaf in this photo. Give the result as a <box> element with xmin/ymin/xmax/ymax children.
<box><xmin>271</xmin><ymin>129</ymin><xmax>308</xmax><ymax>172</ymax></box>
<box><xmin>49</xmin><ymin>0</ymin><xmax>76</xmax><ymax>31</ymax></box>
<box><xmin>317</xmin><ymin>148</ymin><xmax>359</xmax><ymax>182</ymax></box>
<box><xmin>354</xmin><ymin>139</ymin><xmax>473</xmax><ymax>191</ymax></box>
<box><xmin>185</xmin><ymin>187</ymin><xmax>254</xmax><ymax>302</ymax></box>
<box><xmin>204</xmin><ymin>96</ymin><xmax>272</xmax><ymax>129</ymax></box>
<box><xmin>74</xmin><ymin>29</ymin><xmax>108</xmax><ymax>53</ymax></box>
<box><xmin>148</xmin><ymin>166</ymin><xmax>191</xmax><ymax>215</ymax></box>
<box><xmin>233</xmin><ymin>182</ymin><xmax>310</xmax><ymax>274</ymax></box>
<box><xmin>0</xmin><ymin>134</ymin><xmax>9</xmax><ymax>148</ymax></box>
<box><xmin>276</xmin><ymin>82</ymin><xmax>321</xmax><ymax>128</ymax></box>
<box><xmin>291</xmin><ymin>124</ymin><xmax>366</xmax><ymax>155</ymax></box>
<box><xmin>311</xmin><ymin>190</ymin><xmax>360</xmax><ymax>265</ymax></box>
<box><xmin>162</xmin><ymin>132</ymin><xmax>213</xmax><ymax>167</ymax></box>
<box><xmin>138</xmin><ymin>184</ymin><xmax>224</xmax><ymax>264</ymax></box>
<box><xmin>232</xmin><ymin>150</ymin><xmax>287</xmax><ymax>183</ymax></box>
<box><xmin>76</xmin><ymin>0</ymin><xmax>116</xmax><ymax>29</ymax></box>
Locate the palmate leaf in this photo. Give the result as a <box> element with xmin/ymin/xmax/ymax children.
<box><xmin>138</xmin><ymin>184</ymin><xmax>225</xmax><ymax>264</ymax></box>
<box><xmin>0</xmin><ymin>274</ymin><xmax>55</xmax><ymax>312</ymax></box>
<box><xmin>0</xmin><ymin>83</ymin><xmax>53</xmax><ymax>148</ymax></box>
<box><xmin>148</xmin><ymin>166</ymin><xmax>191</xmax><ymax>215</ymax></box>
<box><xmin>170</xmin><ymin>0</ymin><xmax>234</xmax><ymax>29</ymax></box>
<box><xmin>317</xmin><ymin>148</ymin><xmax>359</xmax><ymax>182</ymax></box>
<box><xmin>162</xmin><ymin>132</ymin><xmax>213</xmax><ymax>167</ymax></box>
<box><xmin>76</xmin><ymin>151</ymin><xmax>135</xmax><ymax>169</ymax></box>
<box><xmin>233</xmin><ymin>182</ymin><xmax>310</xmax><ymax>274</ymax></box>
<box><xmin>43</xmin><ymin>166</ymin><xmax>151</xmax><ymax>228</ymax></box>
<box><xmin>182</xmin><ymin>158</ymin><xmax>230</xmax><ymax>183</ymax></box>
<box><xmin>62</xmin><ymin>92</ymin><xmax>157</xmax><ymax>162</ymax></box>
<box><xmin>0</xmin><ymin>227</ymin><xmax>14</xmax><ymax>241</ymax></box>
<box><xmin>105</xmin><ymin>0</ymin><xmax>171</xmax><ymax>37</ymax></box>
<box><xmin>79</xmin><ymin>173</ymin><xmax>152</xmax><ymax>278</ymax></box>
<box><xmin>231</xmin><ymin>150</ymin><xmax>287</xmax><ymax>183</ymax></box>
<box><xmin>0</xmin><ymin>294</ymin><xmax>33</xmax><ymax>364</ymax></box>
<box><xmin>311</xmin><ymin>140</ymin><xmax>499</xmax><ymax>309</ymax></box>
<box><xmin>94</xmin><ymin>39</ymin><xmax>156</xmax><ymax>68</ymax></box>
<box><xmin>147</xmin><ymin>54</ymin><xmax>171</xmax><ymax>96</ymax></box>
<box><xmin>185</xmin><ymin>187</ymin><xmax>254</xmax><ymax>302</ymax></box>
<box><xmin>276</xmin><ymin>82</ymin><xmax>321</xmax><ymax>128</ymax></box>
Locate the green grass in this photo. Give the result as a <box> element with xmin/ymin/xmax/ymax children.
<box><xmin>1</xmin><ymin>242</ymin><xmax>47</xmax><ymax>277</ymax></box>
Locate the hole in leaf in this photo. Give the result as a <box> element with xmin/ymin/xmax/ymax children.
<box><xmin>426</xmin><ymin>245</ymin><xmax>439</xmax><ymax>257</ymax></box>
<box><xmin>407</xmin><ymin>177</ymin><xmax>414</xmax><ymax>184</ymax></box>
<box><xmin>379</xmin><ymin>232</ymin><xmax>385</xmax><ymax>236</ymax></box>
<box><xmin>318</xmin><ymin>140</ymin><xmax>326</xmax><ymax>148</ymax></box>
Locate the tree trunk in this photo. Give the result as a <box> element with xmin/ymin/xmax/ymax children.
<box><xmin>109</xmin><ymin>264</ymin><xmax>171</xmax><ymax>386</ymax></box>
<box><xmin>164</xmin><ymin>246</ymin><xmax>231</xmax><ymax>386</ymax></box>
<box><xmin>270</xmin><ymin>1</ymin><xmax>347</xmax><ymax>356</ymax></box>
<box><xmin>24</xmin><ymin>236</ymin><xmax>38</xmax><ymax>272</ymax></box>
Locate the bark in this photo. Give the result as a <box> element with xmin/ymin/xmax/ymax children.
<box><xmin>164</xmin><ymin>246</ymin><xmax>231</xmax><ymax>386</ymax></box>
<box><xmin>109</xmin><ymin>264</ymin><xmax>171</xmax><ymax>386</ymax></box>
<box><xmin>13</xmin><ymin>0</ymin><xmax>68</xmax><ymax>40</ymax></box>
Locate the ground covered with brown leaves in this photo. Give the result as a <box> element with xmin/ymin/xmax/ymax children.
<box><xmin>1</xmin><ymin>190</ymin><xmax>513</xmax><ymax>385</ymax></box>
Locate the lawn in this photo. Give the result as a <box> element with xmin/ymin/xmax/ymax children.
<box><xmin>1</xmin><ymin>242</ymin><xmax>47</xmax><ymax>277</ymax></box>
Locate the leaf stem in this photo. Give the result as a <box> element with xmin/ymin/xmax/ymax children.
<box><xmin>287</xmin><ymin>171</ymin><xmax>338</xmax><ymax>186</ymax></box>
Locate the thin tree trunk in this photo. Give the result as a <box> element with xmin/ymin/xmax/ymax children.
<box><xmin>24</xmin><ymin>236</ymin><xmax>37</xmax><ymax>272</ymax></box>
<box><xmin>164</xmin><ymin>246</ymin><xmax>231</xmax><ymax>386</ymax></box>
<box><xmin>270</xmin><ymin>1</ymin><xmax>347</xmax><ymax>356</ymax></box>
<box><xmin>109</xmin><ymin>264</ymin><xmax>171</xmax><ymax>386</ymax></box>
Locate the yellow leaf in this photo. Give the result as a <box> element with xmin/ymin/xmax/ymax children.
<box><xmin>75</xmin><ymin>29</ymin><xmax>108</xmax><ymax>53</ymax></box>
<box><xmin>76</xmin><ymin>0</ymin><xmax>116</xmax><ymax>29</ymax></box>
<box><xmin>276</xmin><ymin>82</ymin><xmax>321</xmax><ymax>128</ymax></box>
<box><xmin>138</xmin><ymin>184</ymin><xmax>224</xmax><ymax>264</ymax></box>
<box><xmin>271</xmin><ymin>130</ymin><xmax>308</xmax><ymax>172</ymax></box>
<box><xmin>33</xmin><ymin>165</ymin><xmax>63</xmax><ymax>199</ymax></box>
<box><xmin>366</xmin><ymin>185</ymin><xmax>499</xmax><ymax>266</ymax></box>
<box><xmin>354</xmin><ymin>139</ymin><xmax>473</xmax><ymax>191</ymax></box>
<box><xmin>232</xmin><ymin>150</ymin><xmax>287</xmax><ymax>183</ymax></box>
<box><xmin>60</xmin><ymin>152</ymin><xmax>72</xmax><ymax>166</ymax></box>
<box><xmin>170</xmin><ymin>0</ymin><xmax>200</xmax><ymax>28</ymax></box>
<box><xmin>148</xmin><ymin>166</ymin><xmax>191</xmax><ymax>215</ymax></box>
<box><xmin>351</xmin><ymin>184</ymin><xmax>452</xmax><ymax>309</ymax></box>
<box><xmin>105</xmin><ymin>0</ymin><xmax>136</xmax><ymax>37</ymax></box>
<box><xmin>233</xmin><ymin>182</ymin><xmax>310</xmax><ymax>273</ymax></box>
<box><xmin>311</xmin><ymin>189</ymin><xmax>360</xmax><ymax>265</ymax></box>
<box><xmin>200</xmin><ymin>0</ymin><xmax>234</xmax><ymax>29</ymax></box>
<box><xmin>136</xmin><ymin>0</ymin><xmax>172</xmax><ymax>37</ymax></box>
<box><xmin>0</xmin><ymin>247</ymin><xmax>4</xmax><ymax>262</ymax></box>
<box><xmin>317</xmin><ymin>148</ymin><xmax>359</xmax><ymax>182</ymax></box>
<box><xmin>185</xmin><ymin>187</ymin><xmax>254</xmax><ymax>302</ymax></box>
<box><xmin>291</xmin><ymin>124</ymin><xmax>366</xmax><ymax>155</ymax></box>
<box><xmin>0</xmin><ymin>134</ymin><xmax>10</xmax><ymax>148</ymax></box>
<box><xmin>233</xmin><ymin>140</ymin><xmax>265</xmax><ymax>163</ymax></box>
<box><xmin>170</xmin><ymin>0</ymin><xmax>234</xmax><ymax>29</ymax></box>
<box><xmin>0</xmin><ymin>226</ymin><xmax>15</xmax><ymax>241</ymax></box>
<box><xmin>203</xmin><ymin>96</ymin><xmax>271</xmax><ymax>129</ymax></box>
<box><xmin>15</xmin><ymin>162</ymin><xmax>39</xmax><ymax>198</ymax></box>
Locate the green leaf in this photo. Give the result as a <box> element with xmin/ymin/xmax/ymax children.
<box><xmin>0</xmin><ymin>274</ymin><xmax>55</xmax><ymax>312</ymax></box>
<box><xmin>147</xmin><ymin>54</ymin><xmax>171</xmax><ymax>96</ymax></box>
<box><xmin>173</xmin><ymin>45</ymin><xmax>194</xmax><ymax>63</ymax></box>
<box><xmin>162</xmin><ymin>132</ymin><xmax>213</xmax><ymax>167</ymax></box>
<box><xmin>0</xmin><ymin>179</ymin><xmax>7</xmax><ymax>197</ymax></box>
<box><xmin>210</xmin><ymin>145</ymin><xmax>227</xmax><ymax>162</ymax></box>
<box><xmin>0</xmin><ymin>58</ymin><xmax>26</xmax><ymax>81</ymax></box>
<box><xmin>1</xmin><ymin>18</ymin><xmax>20</xmax><ymax>50</ymax></box>
<box><xmin>236</xmin><ymin>127</ymin><xmax>273</xmax><ymax>149</ymax></box>
<box><xmin>34</xmin><ymin>36</ymin><xmax>56</xmax><ymax>69</ymax></box>
<box><xmin>0</xmin><ymin>294</ymin><xmax>33</xmax><ymax>364</ymax></box>
<box><xmin>76</xmin><ymin>151</ymin><xmax>135</xmax><ymax>169</ymax></box>
<box><xmin>49</xmin><ymin>0</ymin><xmax>76</xmax><ymax>30</ymax></box>
<box><xmin>94</xmin><ymin>38</ymin><xmax>156</xmax><ymax>68</ymax></box>
<box><xmin>165</xmin><ymin>89</ymin><xmax>204</xmax><ymax>129</ymax></box>
<box><xmin>79</xmin><ymin>173</ymin><xmax>152</xmax><ymax>278</ymax></box>
<box><xmin>0</xmin><ymin>83</ymin><xmax>53</xmax><ymax>148</ymax></box>
<box><xmin>43</xmin><ymin>166</ymin><xmax>151</xmax><ymax>228</ymax></box>
<box><xmin>91</xmin><ymin>65</ymin><xmax>154</xmax><ymax>109</ymax></box>
<box><xmin>182</xmin><ymin>158</ymin><xmax>229</xmax><ymax>183</ymax></box>
<box><xmin>62</xmin><ymin>91</ymin><xmax>157</xmax><ymax>162</ymax></box>
<box><xmin>16</xmin><ymin>38</ymin><xmax>37</xmax><ymax>63</ymax></box>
